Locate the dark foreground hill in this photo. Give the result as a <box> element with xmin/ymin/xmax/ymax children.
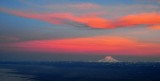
<box><xmin>0</xmin><ymin>61</ymin><xmax>160</xmax><ymax>81</ymax></box>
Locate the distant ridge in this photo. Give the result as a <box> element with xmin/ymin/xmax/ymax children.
<box><xmin>98</xmin><ymin>56</ymin><xmax>120</xmax><ymax>62</ymax></box>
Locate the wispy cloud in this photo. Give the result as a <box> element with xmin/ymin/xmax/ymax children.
<box><xmin>46</xmin><ymin>3</ymin><xmax>102</xmax><ymax>10</ymax></box>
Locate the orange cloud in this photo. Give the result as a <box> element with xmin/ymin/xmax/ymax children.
<box><xmin>1</xmin><ymin>8</ymin><xmax>160</xmax><ymax>29</ymax></box>
<box><xmin>1</xmin><ymin>36</ymin><xmax>160</xmax><ymax>55</ymax></box>
<box><xmin>0</xmin><ymin>8</ymin><xmax>113</xmax><ymax>28</ymax></box>
<box><xmin>119</xmin><ymin>12</ymin><xmax>160</xmax><ymax>26</ymax></box>
<box><xmin>149</xmin><ymin>25</ymin><xmax>160</xmax><ymax>30</ymax></box>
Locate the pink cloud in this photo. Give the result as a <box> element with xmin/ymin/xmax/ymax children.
<box><xmin>0</xmin><ymin>36</ymin><xmax>159</xmax><ymax>55</ymax></box>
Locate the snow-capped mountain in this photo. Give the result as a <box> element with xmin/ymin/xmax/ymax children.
<box><xmin>98</xmin><ymin>56</ymin><xmax>120</xmax><ymax>62</ymax></box>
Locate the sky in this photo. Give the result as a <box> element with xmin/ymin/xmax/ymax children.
<box><xmin>0</xmin><ymin>0</ymin><xmax>160</xmax><ymax>62</ymax></box>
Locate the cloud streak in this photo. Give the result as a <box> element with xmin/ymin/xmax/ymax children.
<box><xmin>0</xmin><ymin>36</ymin><xmax>20</xmax><ymax>43</ymax></box>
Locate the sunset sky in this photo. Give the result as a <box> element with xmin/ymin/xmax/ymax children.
<box><xmin>0</xmin><ymin>0</ymin><xmax>160</xmax><ymax>62</ymax></box>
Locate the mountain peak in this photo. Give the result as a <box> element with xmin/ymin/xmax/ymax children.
<box><xmin>98</xmin><ymin>56</ymin><xmax>119</xmax><ymax>62</ymax></box>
